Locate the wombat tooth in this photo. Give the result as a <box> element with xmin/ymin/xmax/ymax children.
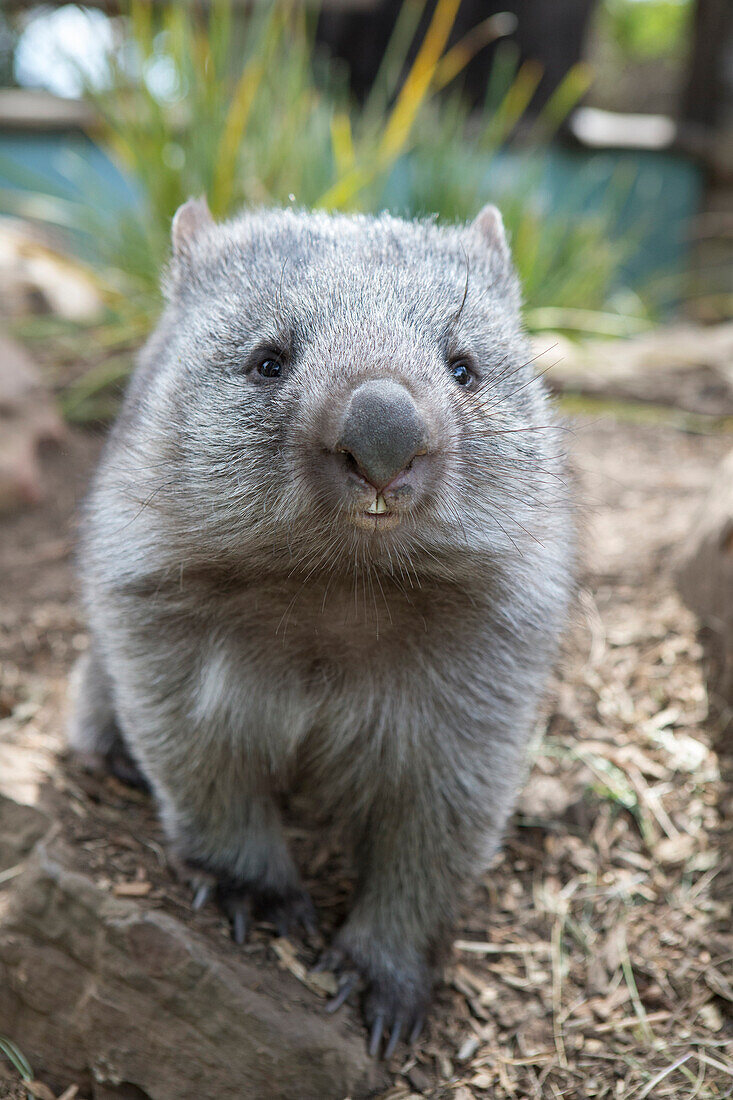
<box><xmin>367</xmin><ymin>494</ymin><xmax>388</xmax><ymax>515</ymax></box>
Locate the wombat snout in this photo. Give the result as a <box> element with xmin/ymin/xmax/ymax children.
<box><xmin>335</xmin><ymin>379</ymin><xmax>428</xmax><ymax>491</ymax></box>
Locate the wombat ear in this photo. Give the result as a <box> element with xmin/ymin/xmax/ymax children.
<box><xmin>471</xmin><ymin>204</ymin><xmax>510</xmax><ymax>266</ymax></box>
<box><xmin>171</xmin><ymin>197</ymin><xmax>214</xmax><ymax>261</ymax></box>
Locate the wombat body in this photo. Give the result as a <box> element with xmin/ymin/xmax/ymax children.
<box><xmin>70</xmin><ymin>200</ymin><xmax>573</xmax><ymax>1055</ymax></box>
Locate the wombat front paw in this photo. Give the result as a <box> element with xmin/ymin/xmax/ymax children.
<box><xmin>317</xmin><ymin>940</ymin><xmax>431</xmax><ymax>1058</ymax></box>
<box><xmin>252</xmin><ymin>882</ymin><xmax>318</xmax><ymax>940</ymax></box>
<box><xmin>187</xmin><ymin>869</ymin><xmax>317</xmax><ymax>944</ymax></box>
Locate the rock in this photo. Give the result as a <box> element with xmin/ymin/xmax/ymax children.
<box><xmin>655</xmin><ymin>834</ymin><xmax>696</xmax><ymax>866</ymax></box>
<box><xmin>0</xmin><ymin>218</ymin><xmax>102</xmax><ymax>322</ymax></box>
<box><xmin>516</xmin><ymin>772</ymin><xmax>584</xmax><ymax>822</ymax></box>
<box><xmin>535</xmin><ymin>323</ymin><xmax>733</xmax><ymax>416</ymax></box>
<box><xmin>0</xmin><ymin>332</ymin><xmax>65</xmax><ymax>512</ymax></box>
<box><xmin>0</xmin><ymin>794</ymin><xmax>50</xmax><ymax>868</ymax></box>
<box><xmin>0</xmin><ymin>800</ymin><xmax>384</xmax><ymax>1100</ymax></box>
<box><xmin>676</xmin><ymin>448</ymin><xmax>733</xmax><ymax>733</ymax></box>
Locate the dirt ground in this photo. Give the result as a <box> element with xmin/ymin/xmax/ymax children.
<box><xmin>1</xmin><ymin>411</ymin><xmax>732</xmax><ymax>1099</ymax></box>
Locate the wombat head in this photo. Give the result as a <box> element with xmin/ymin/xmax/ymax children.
<box><xmin>131</xmin><ymin>201</ymin><xmax>563</xmax><ymax>580</ymax></box>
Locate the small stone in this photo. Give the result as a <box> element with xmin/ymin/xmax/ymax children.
<box><xmin>655</xmin><ymin>834</ymin><xmax>695</xmax><ymax>865</ymax></box>
<box><xmin>517</xmin><ymin>773</ymin><xmax>579</xmax><ymax>820</ymax></box>
<box><xmin>699</xmin><ymin>1003</ymin><xmax>724</xmax><ymax>1032</ymax></box>
<box><xmin>457</xmin><ymin>1036</ymin><xmax>480</xmax><ymax>1062</ymax></box>
<box><xmin>0</xmin><ymin>332</ymin><xmax>64</xmax><ymax>513</ymax></box>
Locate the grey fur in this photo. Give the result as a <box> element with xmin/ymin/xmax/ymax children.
<box><xmin>69</xmin><ymin>202</ymin><xmax>573</xmax><ymax>1050</ymax></box>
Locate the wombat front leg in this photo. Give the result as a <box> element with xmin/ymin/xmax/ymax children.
<box><xmin>108</xmin><ymin>656</ymin><xmax>316</xmax><ymax>943</ymax></box>
<box><xmin>323</xmin><ymin>760</ymin><xmax>511</xmax><ymax>1057</ymax></box>
<box><xmin>157</xmin><ymin>762</ymin><xmax>316</xmax><ymax>943</ymax></box>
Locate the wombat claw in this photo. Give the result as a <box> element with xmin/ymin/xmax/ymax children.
<box><xmin>267</xmin><ymin>889</ymin><xmax>318</xmax><ymax>939</ymax></box>
<box><xmin>191</xmin><ymin>882</ymin><xmax>211</xmax><ymax>911</ymax></box>
<box><xmin>326</xmin><ymin>972</ymin><xmax>360</xmax><ymax>1012</ymax></box>
<box><xmin>191</xmin><ymin>875</ymin><xmax>316</xmax><ymax>944</ymax></box>
<box><xmin>364</xmin><ymin>996</ymin><xmax>426</xmax><ymax>1060</ymax></box>
<box><xmin>317</xmin><ymin>944</ymin><xmax>426</xmax><ymax>1058</ymax></box>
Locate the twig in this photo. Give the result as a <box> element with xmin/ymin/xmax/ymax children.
<box><xmin>620</xmin><ymin>928</ymin><xmax>655</xmax><ymax>1046</ymax></box>
<box><xmin>0</xmin><ymin>864</ymin><xmax>24</xmax><ymax>886</ymax></box>
<box><xmin>551</xmin><ymin>914</ymin><xmax>567</xmax><ymax>1069</ymax></box>
<box><xmin>454</xmin><ymin>940</ymin><xmax>551</xmax><ymax>956</ymax></box>
<box><xmin>683</xmin><ymin>1054</ymin><xmax>707</xmax><ymax>1100</ymax></box>
<box><xmin>695</xmin><ymin>1052</ymin><xmax>733</xmax><ymax>1077</ymax></box>
<box><xmin>636</xmin><ymin>1053</ymin><xmax>693</xmax><ymax>1099</ymax></box>
<box><xmin>594</xmin><ymin>1010</ymin><xmax>670</xmax><ymax>1034</ymax></box>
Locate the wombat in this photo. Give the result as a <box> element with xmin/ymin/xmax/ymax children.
<box><xmin>69</xmin><ymin>198</ymin><xmax>573</xmax><ymax>1057</ymax></box>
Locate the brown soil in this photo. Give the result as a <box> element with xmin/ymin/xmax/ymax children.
<box><xmin>1</xmin><ymin>415</ymin><xmax>731</xmax><ymax>1099</ymax></box>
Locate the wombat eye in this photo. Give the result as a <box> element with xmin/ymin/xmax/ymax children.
<box><xmin>450</xmin><ymin>360</ymin><xmax>474</xmax><ymax>387</ymax></box>
<box><xmin>257</xmin><ymin>357</ymin><xmax>283</xmax><ymax>379</ymax></box>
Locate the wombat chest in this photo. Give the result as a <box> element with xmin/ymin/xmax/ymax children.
<box><xmin>200</xmin><ymin>571</ymin><xmax>471</xmax><ymax>678</ymax></box>
<box><xmin>184</xmin><ymin>581</ymin><xmax>455</xmax><ymax>781</ymax></box>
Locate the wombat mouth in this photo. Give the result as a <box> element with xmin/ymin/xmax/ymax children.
<box><xmin>366</xmin><ymin>493</ymin><xmax>389</xmax><ymax>516</ymax></box>
<box><xmin>360</xmin><ymin>492</ymin><xmax>404</xmax><ymax>531</ymax></box>
<box><xmin>353</xmin><ymin>509</ymin><xmax>403</xmax><ymax>533</ymax></box>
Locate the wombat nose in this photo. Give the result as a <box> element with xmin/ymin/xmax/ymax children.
<box><xmin>336</xmin><ymin>379</ymin><xmax>427</xmax><ymax>490</ymax></box>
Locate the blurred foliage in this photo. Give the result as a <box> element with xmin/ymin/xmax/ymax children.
<box><xmin>600</xmin><ymin>0</ymin><xmax>692</xmax><ymax>61</ymax></box>
<box><xmin>2</xmin><ymin>0</ymin><xmax>656</xmax><ymax>420</ymax></box>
